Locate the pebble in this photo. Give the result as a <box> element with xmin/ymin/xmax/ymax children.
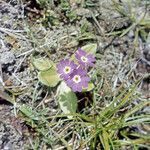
<box><xmin>0</xmin><ymin>51</ymin><xmax>15</xmax><ymax>64</ymax></box>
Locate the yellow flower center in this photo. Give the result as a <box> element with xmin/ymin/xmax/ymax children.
<box><xmin>81</xmin><ymin>56</ymin><xmax>88</xmax><ymax>63</ymax></box>
<box><xmin>63</xmin><ymin>66</ymin><xmax>71</xmax><ymax>74</ymax></box>
<box><xmin>73</xmin><ymin>75</ymin><xmax>81</xmax><ymax>83</ymax></box>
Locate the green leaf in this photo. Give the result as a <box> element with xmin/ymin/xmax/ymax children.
<box><xmin>32</xmin><ymin>57</ymin><xmax>52</xmax><ymax>71</ymax></box>
<box><xmin>20</xmin><ymin>104</ymin><xmax>39</xmax><ymax>120</ymax></box>
<box><xmin>57</xmin><ymin>81</ymin><xmax>77</xmax><ymax>118</ymax></box>
<box><xmin>124</xmin><ymin>101</ymin><xmax>150</xmax><ymax>119</ymax></box>
<box><xmin>60</xmin><ymin>0</ymin><xmax>70</xmax><ymax>11</ymax></box>
<box><xmin>81</xmin><ymin>43</ymin><xmax>97</xmax><ymax>54</ymax></box>
<box><xmin>139</xmin><ymin>19</ymin><xmax>150</xmax><ymax>26</ymax></box>
<box><xmin>78</xmin><ymin>33</ymin><xmax>96</xmax><ymax>41</ymax></box>
<box><xmin>38</xmin><ymin>67</ymin><xmax>61</xmax><ymax>87</ymax></box>
<box><xmin>99</xmin><ymin>79</ymin><xmax>142</xmax><ymax>121</ymax></box>
<box><xmin>101</xmin><ymin>130</ymin><xmax>110</xmax><ymax>150</ymax></box>
<box><xmin>124</xmin><ymin>116</ymin><xmax>150</xmax><ymax>127</ymax></box>
<box><xmin>82</xmin><ymin>82</ymin><xmax>94</xmax><ymax>92</ymax></box>
<box><xmin>66</xmin><ymin>10</ymin><xmax>77</xmax><ymax>22</ymax></box>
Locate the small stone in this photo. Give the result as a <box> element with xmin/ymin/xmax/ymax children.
<box><xmin>0</xmin><ymin>51</ymin><xmax>15</xmax><ymax>64</ymax></box>
<box><xmin>3</xmin><ymin>141</ymin><xmax>12</xmax><ymax>150</ymax></box>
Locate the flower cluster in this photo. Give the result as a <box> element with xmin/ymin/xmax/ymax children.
<box><xmin>57</xmin><ymin>48</ymin><xmax>96</xmax><ymax>92</ymax></box>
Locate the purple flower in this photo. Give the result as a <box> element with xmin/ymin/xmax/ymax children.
<box><xmin>66</xmin><ymin>68</ymin><xmax>90</xmax><ymax>92</ymax></box>
<box><xmin>57</xmin><ymin>59</ymin><xmax>77</xmax><ymax>80</ymax></box>
<box><xmin>75</xmin><ymin>48</ymin><xmax>96</xmax><ymax>68</ymax></box>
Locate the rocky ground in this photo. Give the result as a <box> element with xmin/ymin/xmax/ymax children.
<box><xmin>0</xmin><ymin>0</ymin><xmax>150</xmax><ymax>149</ymax></box>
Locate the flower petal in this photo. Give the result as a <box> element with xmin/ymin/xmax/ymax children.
<box><xmin>75</xmin><ymin>48</ymin><xmax>96</xmax><ymax>68</ymax></box>
<box><xmin>77</xmin><ymin>48</ymin><xmax>86</xmax><ymax>55</ymax></box>
<box><xmin>57</xmin><ymin>59</ymin><xmax>77</xmax><ymax>80</ymax></box>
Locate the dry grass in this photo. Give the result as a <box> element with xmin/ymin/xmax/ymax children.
<box><xmin>0</xmin><ymin>0</ymin><xmax>150</xmax><ymax>149</ymax></box>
